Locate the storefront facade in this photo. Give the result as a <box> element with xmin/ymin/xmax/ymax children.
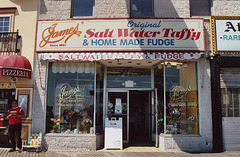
<box><xmin>210</xmin><ymin>16</ymin><xmax>240</xmax><ymax>151</ymax></box>
<box><xmin>33</xmin><ymin>18</ymin><xmax>212</xmax><ymax>152</ymax></box>
<box><xmin>0</xmin><ymin>0</ymin><xmax>38</xmax><ymax>147</ymax></box>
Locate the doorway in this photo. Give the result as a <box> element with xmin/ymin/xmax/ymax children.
<box><xmin>0</xmin><ymin>89</ymin><xmax>15</xmax><ymax>147</ymax></box>
<box><xmin>106</xmin><ymin>90</ymin><xmax>156</xmax><ymax>148</ymax></box>
<box><xmin>129</xmin><ymin>90</ymin><xmax>153</xmax><ymax>145</ymax></box>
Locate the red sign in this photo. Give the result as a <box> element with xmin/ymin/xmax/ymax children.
<box><xmin>0</xmin><ymin>68</ymin><xmax>31</xmax><ymax>79</ymax></box>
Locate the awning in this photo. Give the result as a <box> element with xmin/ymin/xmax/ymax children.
<box><xmin>0</xmin><ymin>55</ymin><xmax>32</xmax><ymax>79</ymax></box>
<box><xmin>39</xmin><ymin>52</ymin><xmax>202</xmax><ymax>61</ymax></box>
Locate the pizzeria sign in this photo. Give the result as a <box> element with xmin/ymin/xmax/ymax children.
<box><xmin>36</xmin><ymin>18</ymin><xmax>205</xmax><ymax>52</ymax></box>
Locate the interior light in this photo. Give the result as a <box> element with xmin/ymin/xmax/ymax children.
<box><xmin>167</xmin><ymin>62</ymin><xmax>171</xmax><ymax>68</ymax></box>
<box><xmin>183</xmin><ymin>63</ymin><xmax>188</xmax><ymax>68</ymax></box>
<box><xmin>177</xmin><ymin>64</ymin><xmax>181</xmax><ymax>69</ymax></box>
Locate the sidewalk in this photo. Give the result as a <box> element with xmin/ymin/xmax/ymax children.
<box><xmin>1</xmin><ymin>148</ymin><xmax>240</xmax><ymax>157</ymax></box>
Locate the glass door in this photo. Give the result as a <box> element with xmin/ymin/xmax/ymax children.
<box><xmin>106</xmin><ymin>90</ymin><xmax>129</xmax><ymax>143</ymax></box>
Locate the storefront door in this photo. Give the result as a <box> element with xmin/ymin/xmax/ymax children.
<box><xmin>0</xmin><ymin>89</ymin><xmax>15</xmax><ymax>147</ymax></box>
<box><xmin>106</xmin><ymin>90</ymin><xmax>129</xmax><ymax>143</ymax></box>
<box><xmin>106</xmin><ymin>89</ymin><xmax>159</xmax><ymax>146</ymax></box>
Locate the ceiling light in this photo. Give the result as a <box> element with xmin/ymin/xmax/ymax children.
<box><xmin>177</xmin><ymin>64</ymin><xmax>181</xmax><ymax>69</ymax></box>
<box><xmin>167</xmin><ymin>62</ymin><xmax>171</xmax><ymax>68</ymax></box>
<box><xmin>158</xmin><ymin>64</ymin><xmax>162</xmax><ymax>69</ymax></box>
<box><xmin>183</xmin><ymin>63</ymin><xmax>188</xmax><ymax>68</ymax></box>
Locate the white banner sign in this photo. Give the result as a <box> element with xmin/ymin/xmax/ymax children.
<box><xmin>216</xmin><ymin>19</ymin><xmax>240</xmax><ymax>51</ymax></box>
<box><xmin>36</xmin><ymin>19</ymin><xmax>205</xmax><ymax>52</ymax></box>
<box><xmin>40</xmin><ymin>52</ymin><xmax>202</xmax><ymax>61</ymax></box>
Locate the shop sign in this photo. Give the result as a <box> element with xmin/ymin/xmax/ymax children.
<box><xmin>58</xmin><ymin>85</ymin><xmax>84</xmax><ymax>106</ymax></box>
<box><xmin>215</xmin><ymin>19</ymin><xmax>240</xmax><ymax>51</ymax></box>
<box><xmin>169</xmin><ymin>85</ymin><xmax>191</xmax><ymax>103</ymax></box>
<box><xmin>40</xmin><ymin>52</ymin><xmax>202</xmax><ymax>61</ymax></box>
<box><xmin>0</xmin><ymin>67</ymin><xmax>31</xmax><ymax>79</ymax></box>
<box><xmin>0</xmin><ymin>82</ymin><xmax>16</xmax><ymax>89</ymax></box>
<box><xmin>36</xmin><ymin>19</ymin><xmax>205</xmax><ymax>52</ymax></box>
<box><xmin>211</xmin><ymin>16</ymin><xmax>240</xmax><ymax>54</ymax></box>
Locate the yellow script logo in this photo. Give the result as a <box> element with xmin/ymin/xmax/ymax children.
<box><xmin>39</xmin><ymin>23</ymin><xmax>82</xmax><ymax>48</ymax></box>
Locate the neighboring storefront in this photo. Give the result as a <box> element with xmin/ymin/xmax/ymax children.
<box><xmin>34</xmin><ymin>18</ymin><xmax>212</xmax><ymax>152</ymax></box>
<box><xmin>0</xmin><ymin>55</ymin><xmax>33</xmax><ymax>147</ymax></box>
<box><xmin>0</xmin><ymin>2</ymin><xmax>38</xmax><ymax>147</ymax></box>
<box><xmin>210</xmin><ymin>16</ymin><xmax>240</xmax><ymax>151</ymax></box>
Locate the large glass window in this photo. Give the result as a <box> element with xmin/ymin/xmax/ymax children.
<box><xmin>220</xmin><ymin>68</ymin><xmax>240</xmax><ymax>117</ymax></box>
<box><xmin>131</xmin><ymin>0</ymin><xmax>153</xmax><ymax>17</ymax></box>
<box><xmin>107</xmin><ymin>67</ymin><xmax>151</xmax><ymax>88</ymax></box>
<box><xmin>165</xmin><ymin>62</ymin><xmax>199</xmax><ymax>134</ymax></box>
<box><xmin>72</xmin><ymin>0</ymin><xmax>93</xmax><ymax>17</ymax></box>
<box><xmin>46</xmin><ymin>62</ymin><xmax>95</xmax><ymax>134</ymax></box>
<box><xmin>190</xmin><ymin>0</ymin><xmax>211</xmax><ymax>16</ymax></box>
<box><xmin>0</xmin><ymin>16</ymin><xmax>11</xmax><ymax>33</ymax></box>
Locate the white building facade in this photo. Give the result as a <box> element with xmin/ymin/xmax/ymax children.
<box><xmin>32</xmin><ymin>0</ymin><xmax>239</xmax><ymax>152</ymax></box>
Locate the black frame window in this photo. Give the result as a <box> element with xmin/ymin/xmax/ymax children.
<box><xmin>131</xmin><ymin>0</ymin><xmax>153</xmax><ymax>18</ymax></box>
<box><xmin>190</xmin><ymin>0</ymin><xmax>211</xmax><ymax>16</ymax></box>
<box><xmin>72</xmin><ymin>0</ymin><xmax>93</xmax><ymax>17</ymax></box>
<box><xmin>0</xmin><ymin>16</ymin><xmax>11</xmax><ymax>33</ymax></box>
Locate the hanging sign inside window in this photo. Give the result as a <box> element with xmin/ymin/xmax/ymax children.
<box><xmin>36</xmin><ymin>18</ymin><xmax>205</xmax><ymax>52</ymax></box>
<box><xmin>57</xmin><ymin>85</ymin><xmax>84</xmax><ymax>106</ymax></box>
<box><xmin>169</xmin><ymin>85</ymin><xmax>191</xmax><ymax>103</ymax></box>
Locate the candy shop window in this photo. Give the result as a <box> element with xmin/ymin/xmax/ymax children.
<box><xmin>165</xmin><ymin>62</ymin><xmax>199</xmax><ymax>134</ymax></box>
<box><xmin>46</xmin><ymin>62</ymin><xmax>95</xmax><ymax>134</ymax></box>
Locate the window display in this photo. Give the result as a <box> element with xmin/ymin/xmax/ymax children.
<box><xmin>46</xmin><ymin>62</ymin><xmax>95</xmax><ymax>134</ymax></box>
<box><xmin>165</xmin><ymin>62</ymin><xmax>199</xmax><ymax>134</ymax></box>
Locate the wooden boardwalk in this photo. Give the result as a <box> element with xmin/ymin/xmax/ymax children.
<box><xmin>1</xmin><ymin>148</ymin><xmax>240</xmax><ymax>157</ymax></box>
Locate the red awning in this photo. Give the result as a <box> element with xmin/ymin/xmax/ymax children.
<box><xmin>0</xmin><ymin>55</ymin><xmax>32</xmax><ymax>79</ymax></box>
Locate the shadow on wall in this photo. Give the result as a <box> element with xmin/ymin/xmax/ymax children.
<box><xmin>154</xmin><ymin>0</ymin><xmax>183</xmax><ymax>18</ymax></box>
<box><xmin>31</xmin><ymin>58</ymin><xmax>46</xmax><ymax>133</ymax></box>
<box><xmin>10</xmin><ymin>0</ymin><xmax>39</xmax><ymax>12</ymax></box>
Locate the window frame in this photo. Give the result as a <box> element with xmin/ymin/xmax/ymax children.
<box><xmin>130</xmin><ymin>0</ymin><xmax>154</xmax><ymax>18</ymax></box>
<box><xmin>190</xmin><ymin>0</ymin><xmax>211</xmax><ymax>17</ymax></box>
<box><xmin>45</xmin><ymin>62</ymin><xmax>96</xmax><ymax>134</ymax></box>
<box><xmin>164</xmin><ymin>61</ymin><xmax>199</xmax><ymax>135</ymax></box>
<box><xmin>0</xmin><ymin>7</ymin><xmax>16</xmax><ymax>33</ymax></box>
<box><xmin>0</xmin><ymin>15</ymin><xmax>12</xmax><ymax>33</ymax></box>
<box><xmin>71</xmin><ymin>0</ymin><xmax>94</xmax><ymax>18</ymax></box>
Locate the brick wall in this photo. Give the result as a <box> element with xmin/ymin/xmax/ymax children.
<box><xmin>39</xmin><ymin>0</ymin><xmax>71</xmax><ymax>19</ymax></box>
<box><xmin>32</xmin><ymin>55</ymin><xmax>47</xmax><ymax>133</ymax></box>
<box><xmin>44</xmin><ymin>134</ymin><xmax>97</xmax><ymax>151</ymax></box>
<box><xmin>154</xmin><ymin>0</ymin><xmax>190</xmax><ymax>18</ymax></box>
<box><xmin>213</xmin><ymin>0</ymin><xmax>240</xmax><ymax>16</ymax></box>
